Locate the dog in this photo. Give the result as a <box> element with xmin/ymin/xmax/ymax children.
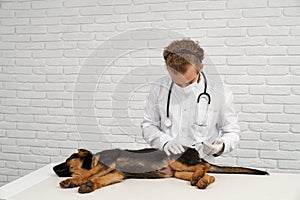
<box><xmin>53</xmin><ymin>147</ymin><xmax>268</xmax><ymax>193</ymax></box>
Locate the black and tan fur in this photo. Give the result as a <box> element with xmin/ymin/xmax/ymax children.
<box><xmin>53</xmin><ymin>147</ymin><xmax>268</xmax><ymax>193</ymax></box>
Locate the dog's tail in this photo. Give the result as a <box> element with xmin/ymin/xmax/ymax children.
<box><xmin>208</xmin><ymin>164</ymin><xmax>269</xmax><ymax>175</ymax></box>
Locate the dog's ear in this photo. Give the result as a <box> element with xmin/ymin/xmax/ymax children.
<box><xmin>77</xmin><ymin>149</ymin><xmax>91</xmax><ymax>158</ymax></box>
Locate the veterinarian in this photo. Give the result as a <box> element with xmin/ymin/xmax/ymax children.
<box><xmin>141</xmin><ymin>39</ymin><xmax>240</xmax><ymax>161</ymax></box>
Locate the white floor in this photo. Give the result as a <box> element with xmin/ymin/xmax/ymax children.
<box><xmin>0</xmin><ymin>164</ymin><xmax>300</xmax><ymax>200</ymax></box>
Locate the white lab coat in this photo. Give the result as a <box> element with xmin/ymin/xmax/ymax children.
<box><xmin>141</xmin><ymin>73</ymin><xmax>240</xmax><ymax>160</ymax></box>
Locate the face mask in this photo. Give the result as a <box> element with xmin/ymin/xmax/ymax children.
<box><xmin>174</xmin><ymin>81</ymin><xmax>197</xmax><ymax>95</ymax></box>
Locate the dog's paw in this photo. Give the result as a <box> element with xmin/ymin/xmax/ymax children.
<box><xmin>59</xmin><ymin>179</ymin><xmax>77</xmax><ymax>188</ymax></box>
<box><xmin>78</xmin><ymin>181</ymin><xmax>95</xmax><ymax>193</ymax></box>
<box><xmin>196</xmin><ymin>179</ymin><xmax>208</xmax><ymax>189</ymax></box>
<box><xmin>190</xmin><ymin>177</ymin><xmax>200</xmax><ymax>186</ymax></box>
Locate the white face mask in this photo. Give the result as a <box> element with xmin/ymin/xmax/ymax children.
<box><xmin>174</xmin><ymin>81</ymin><xmax>197</xmax><ymax>95</ymax></box>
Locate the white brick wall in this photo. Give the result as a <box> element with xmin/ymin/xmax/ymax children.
<box><xmin>1</xmin><ymin>0</ymin><xmax>300</xmax><ymax>186</ymax></box>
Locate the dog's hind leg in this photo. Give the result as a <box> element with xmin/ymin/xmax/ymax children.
<box><xmin>174</xmin><ymin>171</ymin><xmax>193</xmax><ymax>180</ymax></box>
<box><xmin>78</xmin><ymin>170</ymin><xmax>125</xmax><ymax>193</ymax></box>
<box><xmin>190</xmin><ymin>163</ymin><xmax>211</xmax><ymax>186</ymax></box>
<box><xmin>196</xmin><ymin>174</ymin><xmax>215</xmax><ymax>189</ymax></box>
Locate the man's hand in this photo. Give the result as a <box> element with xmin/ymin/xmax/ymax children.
<box><xmin>202</xmin><ymin>138</ymin><xmax>224</xmax><ymax>156</ymax></box>
<box><xmin>163</xmin><ymin>140</ymin><xmax>185</xmax><ymax>156</ymax></box>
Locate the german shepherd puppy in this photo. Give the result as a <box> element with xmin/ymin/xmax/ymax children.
<box><xmin>53</xmin><ymin>147</ymin><xmax>268</xmax><ymax>193</ymax></box>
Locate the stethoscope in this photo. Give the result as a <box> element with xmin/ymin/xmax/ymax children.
<box><xmin>164</xmin><ymin>71</ymin><xmax>211</xmax><ymax>128</ymax></box>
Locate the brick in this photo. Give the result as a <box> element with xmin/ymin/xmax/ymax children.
<box><xmin>248</xmin><ymin>66</ymin><xmax>289</xmax><ymax>75</ymax></box>
<box><xmin>225</xmin><ymin>37</ymin><xmax>265</xmax><ymax>46</ymax></box>
<box><xmin>20</xmin><ymin>155</ymin><xmax>50</xmax><ymax>163</ymax></box>
<box><xmin>0</xmin><ymin>26</ymin><xmax>15</xmax><ymax>34</ymax></box>
<box><xmin>278</xmin><ymin>160</ymin><xmax>300</xmax><ymax>170</ymax></box>
<box><xmin>270</xmin><ymin>57</ymin><xmax>300</xmax><ymax>65</ymax></box>
<box><xmin>268</xmin><ymin>0</ymin><xmax>300</xmax><ymax>7</ymax></box>
<box><xmin>246</xmin><ymin>47</ymin><xmax>286</xmax><ymax>56</ymax></box>
<box><xmin>243</xmin><ymin>8</ymin><xmax>282</xmax><ymax>17</ymax></box>
<box><xmin>203</xmin><ymin>10</ymin><xmax>241</xmax><ymax>19</ymax></box>
<box><xmin>0</xmin><ymin>10</ymin><xmax>14</xmax><ymax>18</ymax></box>
<box><xmin>280</xmin><ymin>142</ymin><xmax>300</xmax><ymax>151</ymax></box>
<box><xmin>133</xmin><ymin>0</ymin><xmax>168</xmax><ymax>4</ymax></box>
<box><xmin>240</xmin><ymin>131</ymin><xmax>260</xmax><ymax>140</ymax></box>
<box><xmin>128</xmin><ymin>13</ymin><xmax>164</xmax><ymax>22</ymax></box>
<box><xmin>228</xmin><ymin>18</ymin><xmax>268</xmax><ymax>27</ymax></box>
<box><xmin>247</xmin><ymin>27</ymin><xmax>289</xmax><ymax>36</ymax></box>
<box><xmin>234</xmin><ymin>149</ymin><xmax>259</xmax><ymax>158</ymax></box>
<box><xmin>264</xmin><ymin>95</ymin><xmax>300</xmax><ymax>104</ymax></box>
<box><xmin>15</xmin><ymin>10</ymin><xmax>45</xmax><ymax>18</ymax></box>
<box><xmin>238</xmin><ymin>113</ymin><xmax>266</xmax><ymax>122</ymax></box>
<box><xmin>46</xmin><ymin>8</ymin><xmax>79</xmax><ymax>17</ymax></box>
<box><xmin>1</xmin><ymin>99</ymin><xmax>30</xmax><ymax>106</ymax></box>
<box><xmin>235</xmin><ymin>95</ymin><xmax>263</xmax><ymax>104</ymax></box>
<box><xmin>16</xmin><ymin>43</ymin><xmax>44</xmax><ymax>50</ymax></box>
<box><xmin>1</xmin><ymin>35</ymin><xmax>30</xmax><ymax>42</ymax></box>
<box><xmin>188</xmin><ymin>1</ymin><xmax>226</xmax><ymax>10</ymax></box>
<box><xmin>114</xmin><ymin>5</ymin><xmax>149</xmax><ymax>14</ymax></box>
<box><xmin>34</xmin><ymin>116</ymin><xmax>66</xmax><ymax>124</ymax></box>
<box><xmin>0</xmin><ymin>152</ymin><xmax>19</xmax><ymax>161</ymax></box>
<box><xmin>243</xmin><ymin>104</ymin><xmax>283</xmax><ymax>113</ymax></box>
<box><xmin>165</xmin><ymin>11</ymin><xmax>203</xmax><ymax>20</ymax></box>
<box><xmin>7</xmin><ymin>130</ymin><xmax>35</xmax><ymax>139</ymax></box>
<box><xmin>2</xmin><ymin>145</ymin><xmax>30</xmax><ymax>154</ymax></box>
<box><xmin>291</xmin><ymin>124</ymin><xmax>300</xmax><ymax>133</ymax></box>
<box><xmin>269</xmin><ymin>17</ymin><xmax>300</xmax><ymax>26</ymax></box>
<box><xmin>64</xmin><ymin>0</ymin><xmax>97</xmax><ymax>7</ymax></box>
<box><xmin>48</xmin><ymin>25</ymin><xmax>80</xmax><ymax>33</ymax></box>
<box><xmin>31</xmin><ymin>99</ymin><xmax>62</xmax><ymax>107</ymax></box>
<box><xmin>30</xmin><ymin>18</ymin><xmax>61</xmax><ymax>26</ymax></box>
<box><xmin>6</xmin><ymin>162</ymin><xmax>36</xmax><ymax>170</ymax></box>
<box><xmin>249</xmin><ymin>86</ymin><xmax>290</xmax><ymax>95</ymax></box>
<box><xmin>267</xmin><ymin>76</ymin><xmax>300</xmax><ymax>85</ymax></box>
<box><xmin>189</xmin><ymin>20</ymin><xmax>227</xmax><ymax>28</ymax></box>
<box><xmin>62</xmin><ymin>16</ymin><xmax>94</xmax><ymax>25</ymax></box>
<box><xmin>150</xmin><ymin>3</ymin><xmax>186</xmax><ymax>12</ymax></box>
<box><xmin>288</xmin><ymin>46</ymin><xmax>300</xmax><ymax>55</ymax></box>
<box><xmin>290</xmin><ymin>27</ymin><xmax>300</xmax><ymax>36</ymax></box>
<box><xmin>207</xmin><ymin>29</ymin><xmax>245</xmax><ymax>37</ymax></box>
<box><xmin>17</xmin><ymin>122</ymin><xmax>47</xmax><ymax>131</ymax></box>
<box><xmin>31</xmin><ymin>34</ymin><xmax>61</xmax><ymax>42</ymax></box>
<box><xmin>16</xmin><ymin>26</ymin><xmax>47</xmax><ymax>34</ymax></box>
<box><xmin>261</xmin><ymin>133</ymin><xmax>300</xmax><ymax>142</ymax></box>
<box><xmin>80</xmin><ymin>6</ymin><xmax>113</xmax><ymax>15</ymax></box>
<box><xmin>283</xmin><ymin>7</ymin><xmax>300</xmax><ymax>16</ymax></box>
<box><xmin>237</xmin><ymin>158</ymin><xmax>277</xmax><ymax>169</ymax></box>
<box><xmin>81</xmin><ymin>24</ymin><xmax>115</xmax><ymax>32</ymax></box>
<box><xmin>62</xmin><ymin>33</ymin><xmax>94</xmax><ymax>41</ymax></box>
<box><xmin>1</xmin><ymin>18</ymin><xmax>29</xmax><ymax>26</ymax></box>
<box><xmin>227</xmin><ymin>0</ymin><xmax>268</xmax><ymax>9</ymax></box>
<box><xmin>32</xmin><ymin>1</ymin><xmax>63</xmax><ymax>9</ymax></box>
<box><xmin>260</xmin><ymin>150</ymin><xmax>300</xmax><ymax>160</ymax></box>
<box><xmin>268</xmin><ymin>114</ymin><xmax>300</xmax><ymax>124</ymax></box>
<box><xmin>227</xmin><ymin>57</ymin><xmax>267</xmax><ymax>66</ymax></box>
<box><xmin>285</xmin><ymin>105</ymin><xmax>300</xmax><ymax>114</ymax></box>
<box><xmin>249</xmin><ymin>123</ymin><xmax>289</xmax><ymax>133</ymax></box>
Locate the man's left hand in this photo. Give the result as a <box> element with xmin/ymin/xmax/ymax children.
<box><xmin>202</xmin><ymin>138</ymin><xmax>224</xmax><ymax>156</ymax></box>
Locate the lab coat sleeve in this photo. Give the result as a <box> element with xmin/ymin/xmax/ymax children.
<box><xmin>141</xmin><ymin>84</ymin><xmax>172</xmax><ymax>149</ymax></box>
<box><xmin>219</xmin><ymin>88</ymin><xmax>240</xmax><ymax>155</ymax></box>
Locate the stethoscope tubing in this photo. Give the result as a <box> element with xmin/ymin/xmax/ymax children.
<box><xmin>165</xmin><ymin>71</ymin><xmax>211</xmax><ymax>127</ymax></box>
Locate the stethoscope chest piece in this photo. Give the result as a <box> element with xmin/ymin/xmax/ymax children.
<box><xmin>164</xmin><ymin>118</ymin><xmax>172</xmax><ymax>128</ymax></box>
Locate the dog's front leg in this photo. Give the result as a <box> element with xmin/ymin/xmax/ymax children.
<box><xmin>59</xmin><ymin>164</ymin><xmax>108</xmax><ymax>188</ymax></box>
<box><xmin>78</xmin><ymin>170</ymin><xmax>125</xmax><ymax>193</ymax></box>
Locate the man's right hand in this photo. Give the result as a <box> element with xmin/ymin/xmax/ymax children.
<box><xmin>163</xmin><ymin>140</ymin><xmax>185</xmax><ymax>156</ymax></box>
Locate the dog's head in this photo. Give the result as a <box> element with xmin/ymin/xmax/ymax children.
<box><xmin>53</xmin><ymin>149</ymin><xmax>93</xmax><ymax>177</ymax></box>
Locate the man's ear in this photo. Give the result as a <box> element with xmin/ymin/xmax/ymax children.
<box><xmin>198</xmin><ymin>63</ymin><xmax>204</xmax><ymax>72</ymax></box>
